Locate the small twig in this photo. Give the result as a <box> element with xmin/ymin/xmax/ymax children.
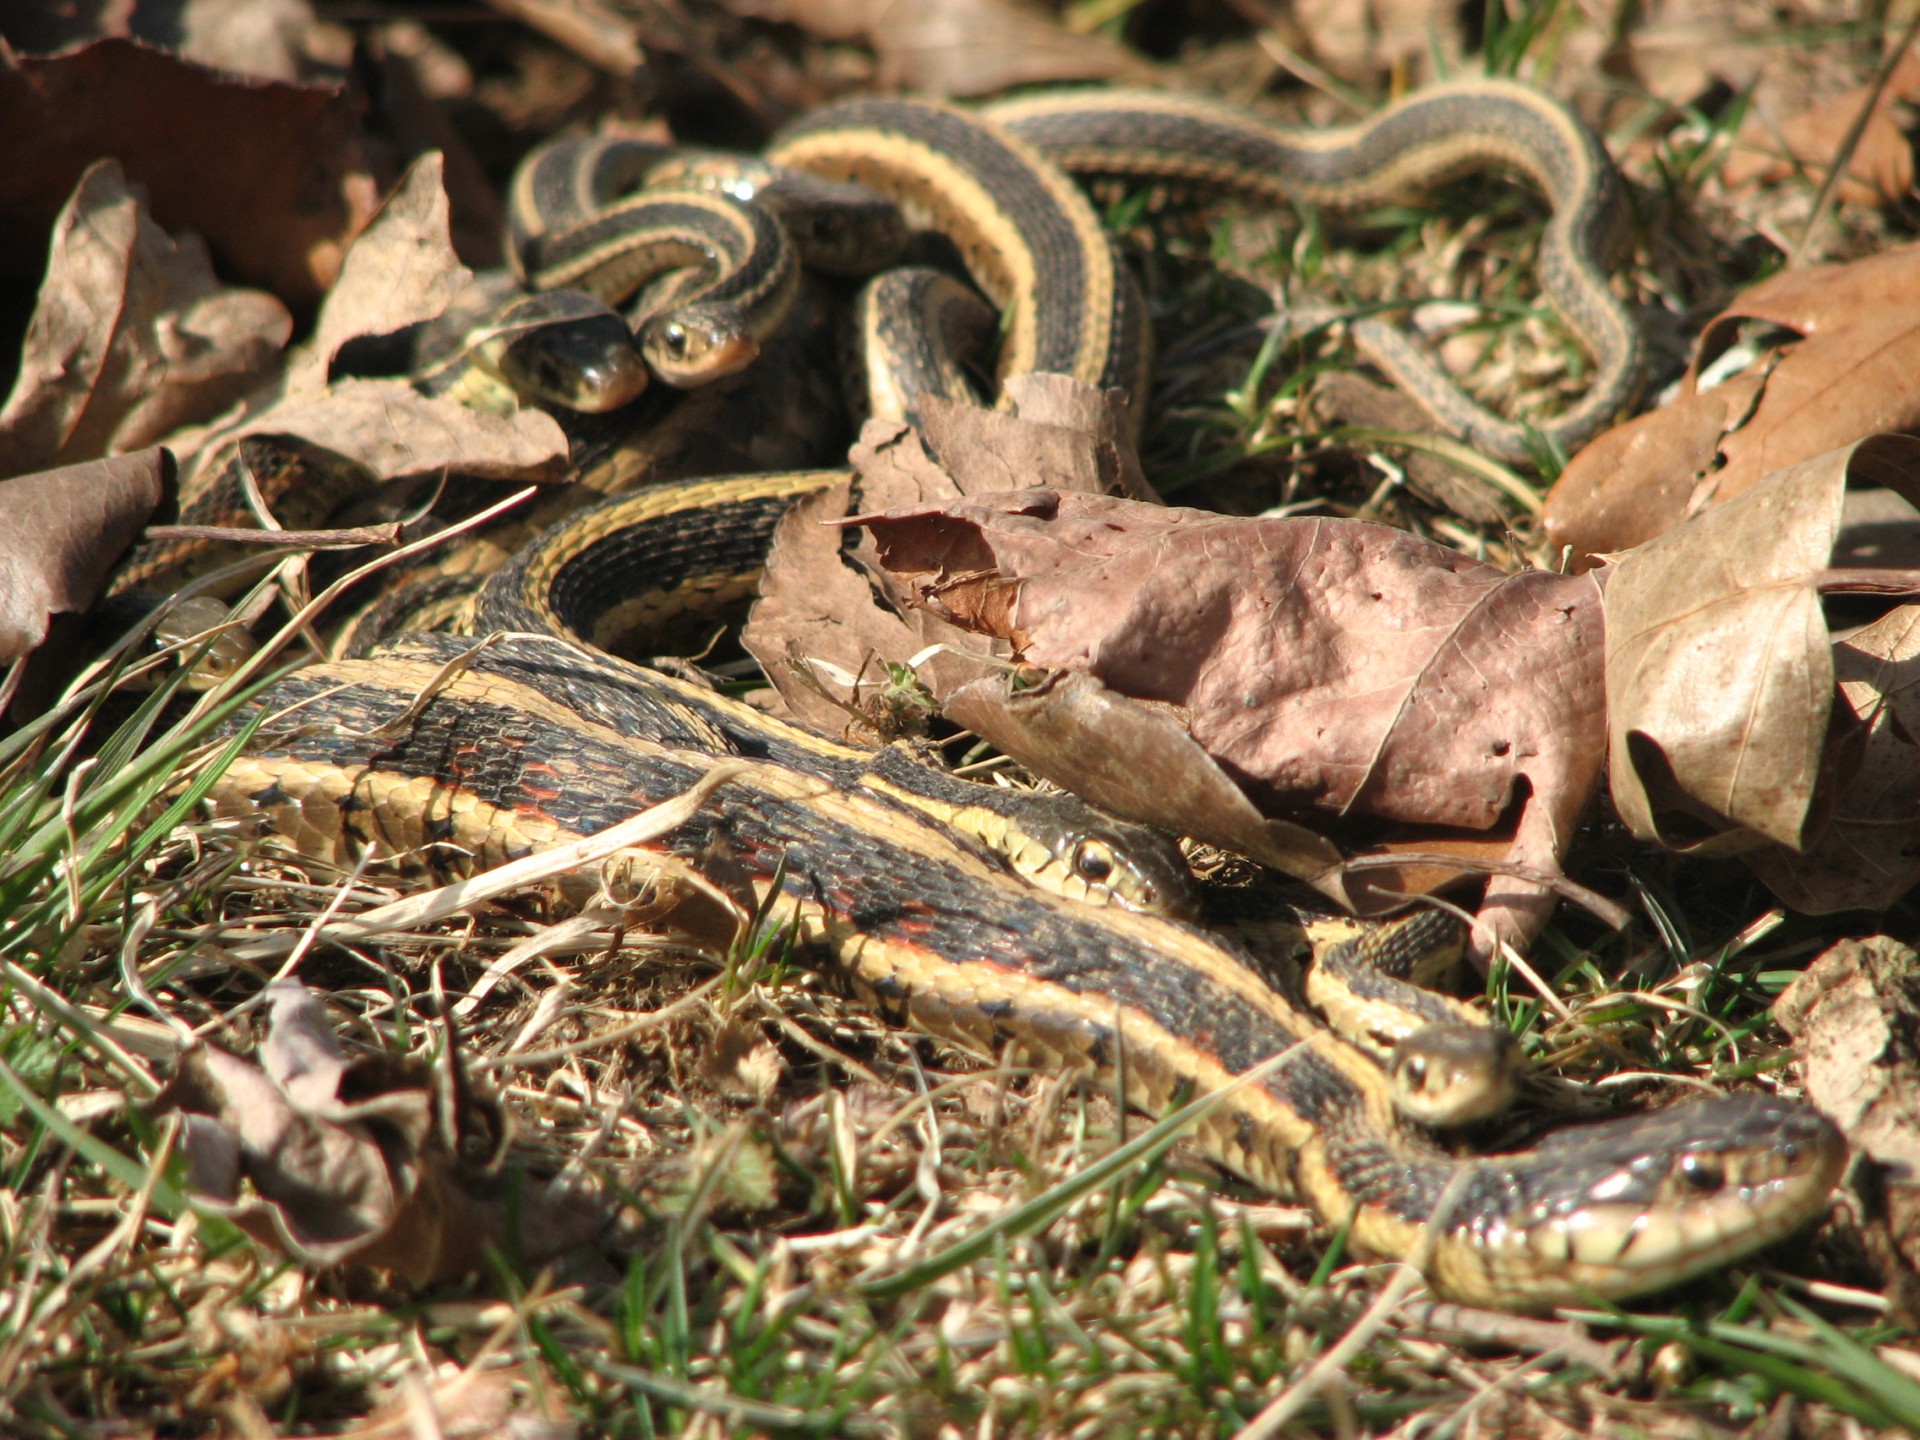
<box><xmin>1494</xmin><ymin>936</ymin><xmax>1578</xmax><ymax>1023</ymax></box>
<box><xmin>1328</xmin><ymin>851</ymin><xmax>1632</xmax><ymax>930</ymax></box>
<box><xmin>453</xmin><ymin>913</ymin><xmax>603</xmax><ymax>1020</ymax></box>
<box><xmin>138</xmin><ymin>522</ymin><xmax>405</xmax><ymax>549</ymax></box>
<box><xmin>181</xmin><ymin>484</ymin><xmax>539</xmax><ymax>728</ymax></box>
<box><xmin>1401</xmin><ymin>1301</ymin><xmax>1623</xmax><ymax>1372</ymax></box>
<box><xmin>479</xmin><ymin>978</ymin><xmax>724</xmax><ymax>1069</ymax></box>
<box><xmin>1812</xmin><ymin>566</ymin><xmax>1920</xmax><ymax>594</ymax></box>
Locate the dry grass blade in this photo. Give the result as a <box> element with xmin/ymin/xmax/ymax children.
<box><xmin>220</xmin><ymin>762</ymin><xmax>748</xmax><ymax>963</ymax></box>
<box><xmin>1789</xmin><ymin>8</ymin><xmax>1920</xmax><ymax>266</ymax></box>
<box><xmin>1234</xmin><ymin>1169</ymin><xmax>1472</xmax><ymax>1440</ymax></box>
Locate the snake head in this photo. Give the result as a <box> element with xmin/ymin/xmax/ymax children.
<box><xmin>475</xmin><ymin>295</ymin><xmax>650</xmax><ymax>413</ymax></box>
<box><xmin>1456</xmin><ymin>1092</ymin><xmax>1846</xmax><ymax>1306</ymax></box>
<box><xmin>641</xmin><ymin>307</ymin><xmax>762</xmax><ymax>387</ymax></box>
<box><xmin>1390</xmin><ymin>1024</ymin><xmax>1520</xmax><ymax>1127</ymax></box>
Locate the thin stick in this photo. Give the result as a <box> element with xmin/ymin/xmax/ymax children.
<box><xmin>1790</xmin><ymin>10</ymin><xmax>1920</xmax><ymax>266</ymax></box>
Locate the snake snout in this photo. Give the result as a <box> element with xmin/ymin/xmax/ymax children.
<box><xmin>1499</xmin><ymin>1094</ymin><xmax>1845</xmax><ymax>1304</ymax></box>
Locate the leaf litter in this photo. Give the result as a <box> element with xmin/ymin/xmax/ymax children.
<box><xmin>846</xmin><ymin>470</ymin><xmax>1607</xmax><ymax>951</ymax></box>
<box><xmin>8</xmin><ymin>2</ymin><xmax>1920</xmax><ymax>1432</ymax></box>
<box><xmin>0</xmin><ymin>37</ymin><xmax>377</xmax><ymax>305</ymax></box>
<box><xmin>156</xmin><ymin>978</ymin><xmax>605</xmax><ymax>1284</ymax></box>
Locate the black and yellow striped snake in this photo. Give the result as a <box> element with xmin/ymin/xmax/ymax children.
<box><xmin>140</xmin><ymin>80</ymin><xmax>1842</xmax><ymax>1308</ymax></box>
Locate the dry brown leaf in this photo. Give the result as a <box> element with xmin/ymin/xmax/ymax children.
<box><xmin>302</xmin><ymin>152</ymin><xmax>473</xmax><ymax>392</ymax></box>
<box><xmin>0</xmin><ymin>39</ymin><xmax>377</xmax><ymax>304</ymax></box>
<box><xmin>855</xmin><ymin>488</ymin><xmax>1607</xmax><ymax>942</ymax></box>
<box><xmin>191</xmin><ymin>378</ymin><xmax>569</xmax><ymax>494</ymax></box>
<box><xmin>757</xmin><ymin>0</ymin><xmax>1148</xmax><ymax>96</ymax></box>
<box><xmin>1591</xmin><ymin>0</ymin><xmax>1777</xmax><ymax>114</ymax></box>
<box><xmin>160</xmin><ymin>979</ymin><xmax>604</xmax><ymax>1284</ymax></box>
<box><xmin>0</xmin><ymin>160</ymin><xmax>290</xmax><ymax>478</ymax></box>
<box><xmin>1602</xmin><ymin>434</ymin><xmax>1920</xmax><ymax>856</ymax></box>
<box><xmin>1545</xmin><ymin>246</ymin><xmax>1920</xmax><ymax>563</ymax></box>
<box><xmin>1774</xmin><ymin>937</ymin><xmax>1920</xmax><ymax>1295</ymax></box>
<box><xmin>1723</xmin><ymin>49</ymin><xmax>1920</xmax><ymax>208</ymax></box>
<box><xmin>0</xmin><ymin>448</ymin><xmax>167</xmax><ymax>663</ymax></box>
<box><xmin>1741</xmin><ymin>601</ymin><xmax>1920</xmax><ymax>912</ymax></box>
<box><xmin>743</xmin><ymin>378</ymin><xmax>1143</xmax><ymax>733</ymax></box>
<box><xmin>744</xmin><ymin>471</ymin><xmax>994</xmax><ymax>735</ymax></box>
<box><xmin>168</xmin><ymin>156</ymin><xmax>566</xmax><ymax>500</ymax></box>
<box><xmin>942</xmin><ymin>668</ymin><xmax>1344</xmax><ymax>883</ymax></box>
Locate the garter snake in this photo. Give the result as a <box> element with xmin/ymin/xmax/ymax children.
<box><xmin>509</xmin><ymin>132</ymin><xmax>911</xmax><ymax>278</ymax></box>
<box><xmin>509</xmin><ymin>179</ymin><xmax>800</xmax><ymax>388</ymax></box>
<box><xmin>156</xmin><ymin>86</ymin><xmax>1838</xmax><ymax>1305</ymax></box>
<box><xmin>766</xmin><ymin>96</ymin><xmax>1154</xmax><ymax>414</ymax></box>
<box><xmin>212</xmin><ymin>465</ymin><xmax>1834</xmax><ymax>1306</ymax></box>
<box><xmin>981</xmin><ymin>80</ymin><xmax>1642</xmax><ymax>462</ymax></box>
<box><xmin>209</xmin><ymin>630</ymin><xmax>1842</xmax><ymax>1308</ymax></box>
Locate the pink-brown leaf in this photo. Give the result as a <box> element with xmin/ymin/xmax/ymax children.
<box><xmin>0</xmin><ymin>448</ymin><xmax>166</xmax><ymax>662</ymax></box>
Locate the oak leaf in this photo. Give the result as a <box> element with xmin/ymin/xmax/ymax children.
<box><xmin>743</xmin><ymin>377</ymin><xmax>1144</xmax><ymax>734</ymax></box>
<box><xmin>1602</xmin><ymin>434</ymin><xmax>1920</xmax><ymax>857</ymax></box>
<box><xmin>0</xmin><ymin>39</ymin><xmax>376</xmax><ymax>305</ymax></box>
<box><xmin>854</xmin><ymin>487</ymin><xmax>1607</xmax><ymax>941</ymax></box>
<box><xmin>1742</xmin><ymin>602</ymin><xmax>1920</xmax><ymax>912</ymax></box>
<box><xmin>0</xmin><ymin>160</ymin><xmax>290</xmax><ymax>478</ymax></box>
<box><xmin>0</xmin><ymin>449</ymin><xmax>168</xmax><ymax>664</ymax></box>
<box><xmin>1545</xmin><ymin>246</ymin><xmax>1920</xmax><ymax>563</ymax></box>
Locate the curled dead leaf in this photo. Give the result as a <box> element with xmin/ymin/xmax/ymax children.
<box><xmin>302</xmin><ymin>151</ymin><xmax>474</xmax><ymax>394</ymax></box>
<box><xmin>0</xmin><ymin>448</ymin><xmax>168</xmax><ymax>663</ymax></box>
<box><xmin>1742</xmin><ymin>602</ymin><xmax>1920</xmax><ymax>912</ymax></box>
<box><xmin>158</xmin><ymin>979</ymin><xmax>605</xmax><ymax>1284</ymax></box>
<box><xmin>1546</xmin><ymin>245</ymin><xmax>1920</xmax><ymax>563</ymax></box>
<box><xmin>943</xmin><ymin>668</ymin><xmax>1344</xmax><ymax>885</ymax></box>
<box><xmin>855</xmin><ymin>487</ymin><xmax>1607</xmax><ymax>943</ymax></box>
<box><xmin>0</xmin><ymin>160</ymin><xmax>291</xmax><ymax>479</ymax></box>
<box><xmin>1603</xmin><ymin>434</ymin><xmax>1920</xmax><ymax>857</ymax></box>
<box><xmin>165</xmin><ymin>154</ymin><xmax>568</xmax><ymax>511</ymax></box>
<box><xmin>743</xmin><ymin>377</ymin><xmax>1145</xmax><ymax>731</ymax></box>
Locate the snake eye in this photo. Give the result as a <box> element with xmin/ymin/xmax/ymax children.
<box><xmin>1677</xmin><ymin>1154</ymin><xmax>1726</xmax><ymax>1193</ymax></box>
<box><xmin>1073</xmin><ymin>839</ymin><xmax>1115</xmax><ymax>883</ymax></box>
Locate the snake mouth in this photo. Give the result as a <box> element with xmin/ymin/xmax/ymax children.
<box><xmin>477</xmin><ymin>300</ymin><xmax>650</xmax><ymax>413</ymax></box>
<box><xmin>1452</xmin><ymin>1094</ymin><xmax>1846</xmax><ymax>1306</ymax></box>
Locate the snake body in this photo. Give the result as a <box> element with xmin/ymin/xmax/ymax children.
<box><xmin>213</xmin><ymin>632</ymin><xmax>1841</xmax><ymax>1308</ymax></box>
<box><xmin>986</xmin><ymin>81</ymin><xmax>1643</xmax><ymax>460</ymax></box>
<box><xmin>767</xmin><ymin>97</ymin><xmax>1154</xmax><ymax>412</ymax></box>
